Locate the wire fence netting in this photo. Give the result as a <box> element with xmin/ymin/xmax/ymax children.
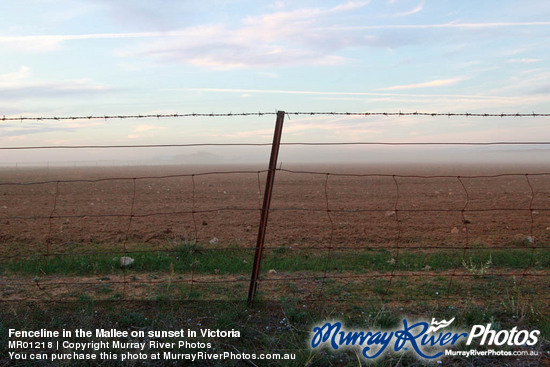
<box><xmin>0</xmin><ymin>111</ymin><xmax>549</xmax><ymax>306</ymax></box>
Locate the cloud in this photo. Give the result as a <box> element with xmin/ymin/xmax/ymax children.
<box><xmin>269</xmin><ymin>1</ymin><xmax>286</xmax><ymax>10</ymax></box>
<box><xmin>134</xmin><ymin>124</ymin><xmax>166</xmax><ymax>132</ymax></box>
<box><xmin>182</xmin><ymin>87</ymin><xmax>511</xmax><ymax>101</ymax></box>
<box><xmin>3</xmin><ymin>3</ymin><xmax>548</xmax><ymax>71</ymax></box>
<box><xmin>256</xmin><ymin>71</ymin><xmax>279</xmax><ymax>78</ymax></box>
<box><xmin>1</xmin><ymin>81</ymin><xmax>108</xmax><ymax>99</ymax></box>
<box><xmin>218</xmin><ymin>128</ymin><xmax>274</xmax><ymax>139</ymax></box>
<box><xmin>180</xmin><ymin>86</ymin><xmax>544</xmax><ymax>113</ymax></box>
<box><xmin>0</xmin><ymin>66</ymin><xmax>31</xmax><ymax>85</ymax></box>
<box><xmin>217</xmin><ymin>115</ymin><xmax>420</xmax><ymax>140</ymax></box>
<box><xmin>243</xmin><ymin>1</ymin><xmax>369</xmax><ymax>27</ymax></box>
<box><xmin>126</xmin><ymin>124</ymin><xmax>166</xmax><ymax>139</ymax></box>
<box><xmin>116</xmin><ymin>2</ymin><xmax>370</xmax><ymax>69</ymax></box>
<box><xmin>506</xmin><ymin>58</ymin><xmax>542</xmax><ymax>64</ymax></box>
<box><xmin>405</xmin><ymin>125</ymin><xmax>550</xmax><ymax>143</ymax></box>
<box><xmin>380</xmin><ymin>78</ymin><xmax>465</xmax><ymax>90</ymax></box>
<box><xmin>0</xmin><ymin>30</ymin><xmax>202</xmax><ymax>53</ymax></box>
<box><xmin>0</xmin><ymin>31</ymin><xmax>172</xmax><ymax>43</ymax></box>
<box><xmin>532</xmin><ymin>85</ymin><xmax>550</xmax><ymax>94</ymax></box>
<box><xmin>0</xmin><ymin>36</ymin><xmax>63</xmax><ymax>53</ymax></box>
<box><xmin>2</xmin><ymin>2</ymin><xmax>369</xmax><ymax>68</ymax></box>
<box><xmin>0</xmin><ymin>66</ymin><xmax>110</xmax><ymax>100</ymax></box>
<box><xmin>93</xmin><ymin>0</ymin><xmax>202</xmax><ymax>31</ymax></box>
<box><xmin>485</xmin><ymin>70</ymin><xmax>550</xmax><ymax>97</ymax></box>
<box><xmin>390</xmin><ymin>0</ymin><xmax>424</xmax><ymax>17</ymax></box>
<box><xmin>0</xmin><ymin>124</ymin><xmax>77</xmax><ymax>137</ymax></box>
<box><xmin>2</xmin><ymin>19</ymin><xmax>546</xmax><ymax>50</ymax></box>
<box><xmin>330</xmin><ymin>21</ymin><xmax>550</xmax><ymax>31</ymax></box>
<box><xmin>0</xmin><ymin>116</ymin><xmax>108</xmax><ymax>142</ymax></box>
<box><xmin>1</xmin><ymin>19</ymin><xmax>546</xmax><ymax>46</ymax></box>
<box><xmin>183</xmin><ymin>86</ymin><xmax>545</xmax><ymax>112</ymax></box>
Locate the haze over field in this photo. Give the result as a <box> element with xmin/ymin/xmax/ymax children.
<box><xmin>1</xmin><ymin>0</ymin><xmax>549</xmax><ymax>166</ymax></box>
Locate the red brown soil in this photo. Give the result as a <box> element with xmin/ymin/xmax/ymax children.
<box><xmin>0</xmin><ymin>163</ymin><xmax>549</xmax><ymax>256</ymax></box>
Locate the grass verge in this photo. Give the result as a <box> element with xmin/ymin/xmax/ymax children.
<box><xmin>1</xmin><ymin>243</ymin><xmax>549</xmax><ymax>276</ymax></box>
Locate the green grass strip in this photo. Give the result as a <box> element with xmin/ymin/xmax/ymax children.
<box><xmin>1</xmin><ymin>243</ymin><xmax>548</xmax><ymax>276</ymax></box>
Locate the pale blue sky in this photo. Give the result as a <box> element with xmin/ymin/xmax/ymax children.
<box><xmin>1</xmin><ymin>0</ymin><xmax>549</xmax><ymax>163</ymax></box>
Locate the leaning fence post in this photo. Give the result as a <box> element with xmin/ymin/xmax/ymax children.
<box><xmin>247</xmin><ymin>110</ymin><xmax>285</xmax><ymax>306</ymax></box>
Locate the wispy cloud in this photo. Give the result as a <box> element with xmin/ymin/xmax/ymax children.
<box><xmin>506</xmin><ymin>58</ymin><xmax>542</xmax><ymax>64</ymax></box>
<box><xmin>390</xmin><ymin>0</ymin><xmax>424</xmax><ymax>17</ymax></box>
<box><xmin>0</xmin><ymin>30</ymin><xmax>209</xmax><ymax>53</ymax></box>
<box><xmin>3</xmin><ymin>6</ymin><xmax>548</xmax><ymax>71</ymax></box>
<box><xmin>269</xmin><ymin>1</ymin><xmax>286</xmax><ymax>10</ymax></box>
<box><xmin>2</xmin><ymin>2</ymin><xmax>370</xmax><ymax>69</ymax></box>
<box><xmin>2</xmin><ymin>19</ymin><xmax>546</xmax><ymax>52</ymax></box>
<box><xmin>134</xmin><ymin>124</ymin><xmax>166</xmax><ymax>132</ymax></box>
<box><xmin>380</xmin><ymin>78</ymin><xmax>465</xmax><ymax>91</ymax></box>
<box><xmin>243</xmin><ymin>1</ymin><xmax>369</xmax><ymax>27</ymax></box>
<box><xmin>0</xmin><ymin>31</ymin><xmax>179</xmax><ymax>45</ymax></box>
<box><xmin>1</xmin><ymin>124</ymin><xmax>80</xmax><ymax>138</ymax></box>
<box><xmin>532</xmin><ymin>85</ymin><xmax>550</xmax><ymax>94</ymax></box>
<box><xmin>216</xmin><ymin>115</ymin><xmax>383</xmax><ymax>139</ymax></box>
<box><xmin>180</xmin><ymin>86</ymin><xmax>544</xmax><ymax>113</ymax></box>
<box><xmin>330</xmin><ymin>21</ymin><xmax>550</xmax><ymax>30</ymax></box>
<box><xmin>0</xmin><ymin>66</ymin><xmax>31</xmax><ymax>85</ymax></box>
<box><xmin>7</xmin><ymin>22</ymin><xmax>531</xmax><ymax>45</ymax></box>
<box><xmin>182</xmin><ymin>86</ymin><xmax>510</xmax><ymax>101</ymax></box>
<box><xmin>485</xmin><ymin>70</ymin><xmax>550</xmax><ymax>96</ymax></box>
<box><xmin>118</xmin><ymin>2</ymin><xmax>369</xmax><ymax>69</ymax></box>
<box><xmin>0</xmin><ymin>66</ymin><xmax>110</xmax><ymax>100</ymax></box>
<box><xmin>127</xmin><ymin>124</ymin><xmax>166</xmax><ymax>139</ymax></box>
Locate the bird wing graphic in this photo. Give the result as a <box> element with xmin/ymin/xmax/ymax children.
<box><xmin>426</xmin><ymin>317</ymin><xmax>455</xmax><ymax>333</ymax></box>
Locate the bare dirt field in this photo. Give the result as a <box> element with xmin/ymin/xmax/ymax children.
<box><xmin>1</xmin><ymin>163</ymin><xmax>549</xmax><ymax>252</ymax></box>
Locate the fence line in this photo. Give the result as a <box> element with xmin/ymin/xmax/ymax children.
<box><xmin>2</xmin><ymin>169</ymin><xmax>548</xmax><ymax>302</ymax></box>
<box><xmin>2</xmin><ymin>171</ymin><xmax>549</xmax><ymax>223</ymax></box>
<box><xmin>2</xmin><ymin>111</ymin><xmax>550</xmax><ymax>122</ymax></box>
<box><xmin>1</xmin><ymin>110</ymin><xmax>549</xmax><ymax>304</ymax></box>
<box><xmin>0</xmin><ymin>112</ymin><xmax>277</xmax><ymax>122</ymax></box>
<box><xmin>2</xmin><ymin>169</ymin><xmax>550</xmax><ymax>185</ymax></box>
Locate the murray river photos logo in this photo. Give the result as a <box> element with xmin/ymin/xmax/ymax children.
<box><xmin>310</xmin><ymin>318</ymin><xmax>540</xmax><ymax>360</ymax></box>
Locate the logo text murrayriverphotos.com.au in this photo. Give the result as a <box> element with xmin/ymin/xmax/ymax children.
<box><xmin>310</xmin><ymin>318</ymin><xmax>540</xmax><ymax>360</ymax></box>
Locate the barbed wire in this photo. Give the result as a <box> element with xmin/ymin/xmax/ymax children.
<box><xmin>0</xmin><ymin>112</ymin><xmax>277</xmax><ymax>122</ymax></box>
<box><xmin>286</xmin><ymin>111</ymin><xmax>550</xmax><ymax>117</ymax></box>
<box><xmin>1</xmin><ymin>111</ymin><xmax>550</xmax><ymax>122</ymax></box>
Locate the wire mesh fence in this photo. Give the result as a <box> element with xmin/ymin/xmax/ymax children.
<box><xmin>0</xmin><ymin>111</ymin><xmax>549</xmax><ymax>306</ymax></box>
<box><xmin>260</xmin><ymin>169</ymin><xmax>550</xmax><ymax>306</ymax></box>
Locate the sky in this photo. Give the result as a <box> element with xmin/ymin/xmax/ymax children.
<box><xmin>1</xmin><ymin>0</ymin><xmax>550</xmax><ymax>165</ymax></box>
